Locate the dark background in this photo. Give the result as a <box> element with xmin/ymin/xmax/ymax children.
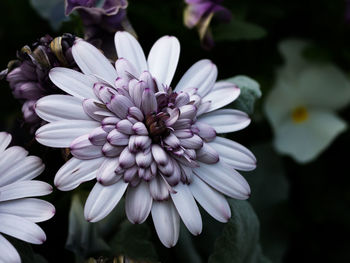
<box><xmin>0</xmin><ymin>0</ymin><xmax>350</xmax><ymax>262</ymax></box>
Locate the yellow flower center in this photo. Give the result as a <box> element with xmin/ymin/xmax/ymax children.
<box><xmin>292</xmin><ymin>106</ymin><xmax>309</xmax><ymax>123</ymax></box>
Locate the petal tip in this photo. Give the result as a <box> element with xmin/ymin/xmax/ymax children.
<box><xmin>163</xmin><ymin>240</ymin><xmax>177</xmax><ymax>248</ymax></box>
<box><xmin>193</xmin><ymin>230</ymin><xmax>202</xmax><ymax>236</ymax></box>
<box><xmin>39</xmin><ymin>236</ymin><xmax>46</xmax><ymax>244</ymax></box>
<box><xmin>51</xmin><ymin>207</ymin><xmax>56</xmax><ymax>217</ymax></box>
<box><xmin>85</xmin><ymin>212</ymin><xmax>95</xmax><ymax>222</ymax></box>
<box><xmin>97</xmin><ymin>178</ymin><xmax>105</xmax><ymax>185</ymax></box>
<box><xmin>223</xmin><ymin>213</ymin><xmax>231</xmax><ymax>222</ymax></box>
<box><xmin>73</xmin><ymin>38</ymin><xmax>83</xmax><ymax>46</ymax></box>
<box><xmin>54</xmin><ymin>183</ymin><xmax>60</xmax><ymax>189</ymax></box>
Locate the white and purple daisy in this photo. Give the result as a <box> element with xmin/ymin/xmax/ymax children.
<box><xmin>0</xmin><ymin>132</ymin><xmax>55</xmax><ymax>262</ymax></box>
<box><xmin>35</xmin><ymin>31</ymin><xmax>256</xmax><ymax>247</ymax></box>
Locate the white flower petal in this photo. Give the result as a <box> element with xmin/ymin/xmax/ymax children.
<box><xmin>151</xmin><ymin>200</ymin><xmax>180</xmax><ymax>248</ymax></box>
<box><xmin>198</xmin><ymin>109</ymin><xmax>250</xmax><ymax>133</ymax></box>
<box><xmin>148</xmin><ymin>176</ymin><xmax>170</xmax><ymax>201</ymax></box>
<box><xmin>35</xmin><ymin>120</ymin><xmax>100</xmax><ymax>148</ymax></box>
<box><xmin>274</xmin><ymin>109</ymin><xmax>347</xmax><ymax>163</ymax></box>
<box><xmin>0</xmin><ymin>146</ymin><xmax>28</xmax><ymax>182</ymax></box>
<box><xmin>201</xmin><ymin>81</ymin><xmax>240</xmax><ymax>113</ymax></box>
<box><xmin>125</xmin><ymin>181</ymin><xmax>152</xmax><ymax>224</ymax></box>
<box><xmin>264</xmin><ymin>80</ymin><xmax>300</xmax><ymax>131</ymax></box>
<box><xmin>190</xmin><ymin>175</ymin><xmax>231</xmax><ymax>222</ymax></box>
<box><xmin>115</xmin><ymin>31</ymin><xmax>148</xmax><ymax>75</ymax></box>
<box><xmin>35</xmin><ymin>95</ymin><xmax>90</xmax><ymax>122</ymax></box>
<box><xmin>0</xmin><ymin>132</ymin><xmax>11</xmax><ymax>154</ymax></box>
<box><xmin>210</xmin><ymin>136</ymin><xmax>256</xmax><ymax>171</ymax></box>
<box><xmin>0</xmin><ymin>234</ymin><xmax>21</xmax><ymax>263</ymax></box>
<box><xmin>194</xmin><ymin>161</ymin><xmax>250</xmax><ymax>200</ymax></box>
<box><xmin>70</xmin><ymin>134</ymin><xmax>103</xmax><ymax>160</ymax></box>
<box><xmin>278</xmin><ymin>40</ymin><xmax>350</xmax><ymax>111</ymax></box>
<box><xmin>0</xmin><ymin>213</ymin><xmax>46</xmax><ymax>244</ymax></box>
<box><xmin>147</xmin><ymin>36</ymin><xmax>180</xmax><ymax>88</ymax></box>
<box><xmin>0</xmin><ymin>155</ymin><xmax>44</xmax><ymax>187</ymax></box>
<box><xmin>175</xmin><ymin>59</ymin><xmax>217</xmax><ymax>97</ymax></box>
<box><xmin>84</xmin><ymin>181</ymin><xmax>128</xmax><ymax>222</ymax></box>
<box><xmin>96</xmin><ymin>157</ymin><xmax>122</xmax><ymax>185</ymax></box>
<box><xmin>278</xmin><ymin>39</ymin><xmax>308</xmax><ymax>78</ymax></box>
<box><xmin>115</xmin><ymin>58</ymin><xmax>139</xmax><ymax>80</ymax></box>
<box><xmin>171</xmin><ymin>183</ymin><xmax>202</xmax><ymax>235</ymax></box>
<box><xmin>49</xmin><ymin>67</ymin><xmax>98</xmax><ymax>100</ymax></box>
<box><xmin>0</xmin><ymin>198</ymin><xmax>55</xmax><ymax>223</ymax></box>
<box><xmin>72</xmin><ymin>40</ymin><xmax>117</xmax><ymax>86</ymax></box>
<box><xmin>55</xmin><ymin>157</ymin><xmax>105</xmax><ymax>191</ymax></box>
<box><xmin>0</xmin><ymin>181</ymin><xmax>52</xmax><ymax>202</ymax></box>
<box><xmin>297</xmin><ymin>65</ymin><xmax>350</xmax><ymax>110</ymax></box>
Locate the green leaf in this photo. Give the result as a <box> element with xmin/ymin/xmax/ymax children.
<box><xmin>6</xmin><ymin>237</ymin><xmax>48</xmax><ymax>263</ymax></box>
<box><xmin>32</xmin><ymin>254</ymin><xmax>48</xmax><ymax>263</ymax></box>
<box><xmin>66</xmin><ymin>193</ymin><xmax>110</xmax><ymax>262</ymax></box>
<box><xmin>96</xmin><ymin>198</ymin><xmax>126</xmax><ymax>240</ymax></box>
<box><xmin>302</xmin><ymin>45</ymin><xmax>331</xmax><ymax>63</ymax></box>
<box><xmin>192</xmin><ymin>208</ymin><xmax>225</xmax><ymax>260</ymax></box>
<box><xmin>175</xmin><ymin>223</ymin><xmax>203</xmax><ymax>263</ymax></box>
<box><xmin>109</xmin><ymin>220</ymin><xmax>158</xmax><ymax>262</ymax></box>
<box><xmin>213</xmin><ymin>20</ymin><xmax>267</xmax><ymax>42</ymax></box>
<box><xmin>29</xmin><ymin>0</ymin><xmax>67</xmax><ymax>31</ymax></box>
<box><xmin>246</xmin><ymin>143</ymin><xmax>290</xmax><ymax>262</ymax></box>
<box><xmin>247</xmin><ymin>143</ymin><xmax>288</xmax><ymax>210</ymax></box>
<box><xmin>226</xmin><ymin>75</ymin><xmax>262</xmax><ymax>114</ymax></box>
<box><xmin>208</xmin><ymin>200</ymin><xmax>270</xmax><ymax>263</ymax></box>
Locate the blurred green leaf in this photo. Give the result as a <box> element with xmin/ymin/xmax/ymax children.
<box><xmin>29</xmin><ymin>0</ymin><xmax>67</xmax><ymax>31</ymax></box>
<box><xmin>175</xmin><ymin>223</ymin><xmax>203</xmax><ymax>263</ymax></box>
<box><xmin>191</xmin><ymin>207</ymin><xmax>225</xmax><ymax>260</ymax></box>
<box><xmin>226</xmin><ymin>75</ymin><xmax>262</xmax><ymax>114</ymax></box>
<box><xmin>246</xmin><ymin>143</ymin><xmax>290</xmax><ymax>262</ymax></box>
<box><xmin>208</xmin><ymin>200</ymin><xmax>270</xmax><ymax>263</ymax></box>
<box><xmin>7</xmin><ymin>237</ymin><xmax>48</xmax><ymax>263</ymax></box>
<box><xmin>302</xmin><ymin>45</ymin><xmax>331</xmax><ymax>63</ymax></box>
<box><xmin>109</xmin><ymin>220</ymin><xmax>158</xmax><ymax>262</ymax></box>
<box><xmin>247</xmin><ymin>143</ymin><xmax>288</xmax><ymax>210</ymax></box>
<box><xmin>66</xmin><ymin>193</ymin><xmax>110</xmax><ymax>262</ymax></box>
<box><xmin>213</xmin><ymin>20</ymin><xmax>267</xmax><ymax>42</ymax></box>
<box><xmin>60</xmin><ymin>14</ymin><xmax>85</xmax><ymax>38</ymax></box>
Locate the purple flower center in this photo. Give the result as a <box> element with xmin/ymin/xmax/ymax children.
<box><xmin>145</xmin><ymin>112</ymin><xmax>170</xmax><ymax>142</ymax></box>
<box><xmin>76</xmin><ymin>70</ymin><xmax>217</xmax><ymax>190</ymax></box>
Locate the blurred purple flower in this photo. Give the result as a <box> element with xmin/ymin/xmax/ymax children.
<box><xmin>2</xmin><ymin>34</ymin><xmax>77</xmax><ymax>133</ymax></box>
<box><xmin>184</xmin><ymin>0</ymin><xmax>232</xmax><ymax>49</ymax></box>
<box><xmin>65</xmin><ymin>0</ymin><xmax>134</xmax><ymax>59</ymax></box>
<box><xmin>346</xmin><ymin>0</ymin><xmax>350</xmax><ymax>23</ymax></box>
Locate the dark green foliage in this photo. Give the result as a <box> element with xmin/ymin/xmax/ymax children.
<box><xmin>208</xmin><ymin>200</ymin><xmax>270</xmax><ymax>263</ymax></box>
<box><xmin>109</xmin><ymin>221</ymin><xmax>158</xmax><ymax>262</ymax></box>
<box><xmin>214</xmin><ymin>20</ymin><xmax>267</xmax><ymax>42</ymax></box>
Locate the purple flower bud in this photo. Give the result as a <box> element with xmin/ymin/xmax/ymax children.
<box><xmin>65</xmin><ymin>0</ymin><xmax>134</xmax><ymax>59</ymax></box>
<box><xmin>183</xmin><ymin>0</ymin><xmax>232</xmax><ymax>49</ymax></box>
<box><xmin>2</xmin><ymin>34</ymin><xmax>78</xmax><ymax>132</ymax></box>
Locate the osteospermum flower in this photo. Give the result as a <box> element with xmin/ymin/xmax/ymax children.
<box><xmin>0</xmin><ymin>132</ymin><xmax>54</xmax><ymax>262</ymax></box>
<box><xmin>35</xmin><ymin>31</ymin><xmax>256</xmax><ymax>247</ymax></box>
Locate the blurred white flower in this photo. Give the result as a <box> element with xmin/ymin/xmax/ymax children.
<box><xmin>264</xmin><ymin>40</ymin><xmax>350</xmax><ymax>163</ymax></box>
<box><xmin>0</xmin><ymin>132</ymin><xmax>54</xmax><ymax>263</ymax></box>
